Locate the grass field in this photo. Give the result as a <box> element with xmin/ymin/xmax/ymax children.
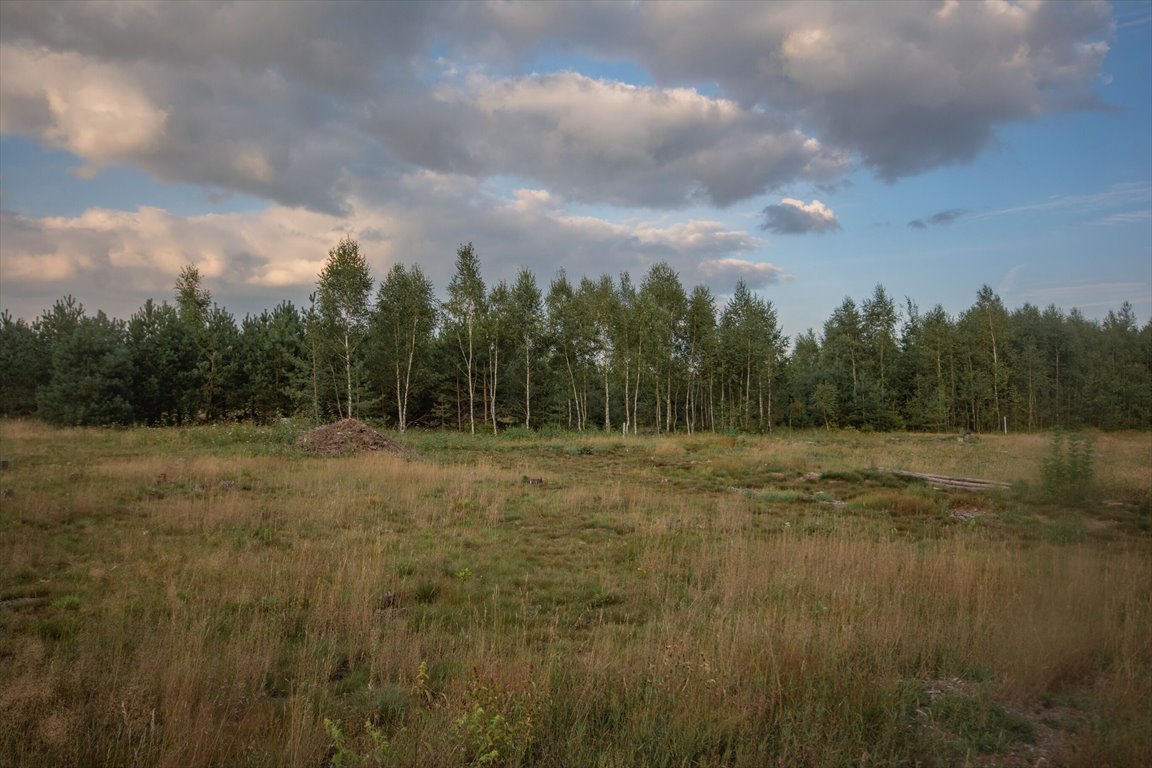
<box><xmin>1</xmin><ymin>420</ymin><xmax>1149</xmax><ymax>767</ymax></box>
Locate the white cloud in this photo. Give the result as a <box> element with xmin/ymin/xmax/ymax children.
<box><xmin>0</xmin><ymin>2</ymin><xmax>1114</xmax><ymax>213</ymax></box>
<box><xmin>370</xmin><ymin>71</ymin><xmax>847</xmax><ymax>207</ymax></box>
<box><xmin>698</xmin><ymin>258</ymin><xmax>790</xmax><ymax>289</ymax></box>
<box><xmin>1100</xmin><ymin>210</ymin><xmax>1152</xmax><ymax>225</ymax></box>
<box><xmin>472</xmin><ymin>0</ymin><xmax>1113</xmax><ymax>178</ymax></box>
<box><xmin>0</xmin><ymin>45</ymin><xmax>168</xmax><ymax>165</ymax></box>
<box><xmin>760</xmin><ymin>198</ymin><xmax>840</xmax><ymax>235</ymax></box>
<box><xmin>0</xmin><ymin>176</ymin><xmax>767</xmax><ymax>321</ymax></box>
<box><xmin>0</xmin><ymin>1</ymin><xmax>1124</xmax><ymax>322</ymax></box>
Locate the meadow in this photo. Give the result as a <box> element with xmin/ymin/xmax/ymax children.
<box><xmin>0</xmin><ymin>420</ymin><xmax>1149</xmax><ymax>767</ymax></box>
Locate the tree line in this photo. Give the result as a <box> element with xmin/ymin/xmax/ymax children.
<box><xmin>2</xmin><ymin>238</ymin><xmax>1149</xmax><ymax>432</ymax></box>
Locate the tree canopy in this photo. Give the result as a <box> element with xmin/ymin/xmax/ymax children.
<box><xmin>2</xmin><ymin>242</ymin><xmax>1148</xmax><ymax>434</ymax></box>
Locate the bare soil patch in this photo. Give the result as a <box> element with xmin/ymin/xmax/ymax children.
<box><xmin>295</xmin><ymin>419</ymin><xmax>407</xmax><ymax>456</ymax></box>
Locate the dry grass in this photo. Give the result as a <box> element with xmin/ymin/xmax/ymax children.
<box><xmin>0</xmin><ymin>420</ymin><xmax>1149</xmax><ymax>767</ymax></box>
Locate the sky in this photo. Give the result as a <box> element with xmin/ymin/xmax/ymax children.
<box><xmin>1</xmin><ymin>0</ymin><xmax>1150</xmax><ymax>340</ymax></box>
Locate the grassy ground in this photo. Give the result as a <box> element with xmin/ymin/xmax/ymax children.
<box><xmin>1</xmin><ymin>420</ymin><xmax>1149</xmax><ymax>767</ymax></box>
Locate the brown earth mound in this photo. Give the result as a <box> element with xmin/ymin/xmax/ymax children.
<box><xmin>296</xmin><ymin>419</ymin><xmax>407</xmax><ymax>456</ymax></box>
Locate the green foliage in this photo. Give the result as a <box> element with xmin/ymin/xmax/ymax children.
<box><xmin>316</xmin><ymin>237</ymin><xmax>374</xmax><ymax>419</ymax></box>
<box><xmin>7</xmin><ymin>265</ymin><xmax>1152</xmax><ymax>433</ymax></box>
<box><xmin>0</xmin><ymin>311</ymin><xmax>41</xmax><ymax>415</ymax></box>
<box><xmin>718</xmin><ymin>279</ymin><xmax>785</xmax><ymax>432</ymax></box>
<box><xmin>506</xmin><ymin>268</ymin><xmax>545</xmax><ymax>429</ymax></box>
<box><xmin>811</xmin><ymin>382</ymin><xmax>838</xmax><ymax>428</ymax></box>
<box><xmin>1040</xmin><ymin>431</ymin><xmax>1096</xmax><ymax>504</ymax></box>
<box><xmin>127</xmin><ymin>299</ymin><xmax>194</xmax><ymax>424</ymax></box>
<box><xmin>369</xmin><ymin>264</ymin><xmax>437</xmax><ymax>432</ymax></box>
<box><xmin>37</xmin><ymin>311</ymin><xmax>135</xmax><ymax>426</ymax></box>
<box><xmin>174</xmin><ymin>265</ymin><xmax>211</xmax><ymax>328</ymax></box>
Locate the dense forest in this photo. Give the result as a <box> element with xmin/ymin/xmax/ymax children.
<box><xmin>2</xmin><ymin>238</ymin><xmax>1149</xmax><ymax>432</ymax></box>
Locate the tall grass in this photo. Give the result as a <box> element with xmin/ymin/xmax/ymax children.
<box><xmin>1</xmin><ymin>420</ymin><xmax>1149</xmax><ymax>766</ymax></box>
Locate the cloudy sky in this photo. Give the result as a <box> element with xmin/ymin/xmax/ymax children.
<box><xmin>1</xmin><ymin>0</ymin><xmax>1149</xmax><ymax>338</ymax></box>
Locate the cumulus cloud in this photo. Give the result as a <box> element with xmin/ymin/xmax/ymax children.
<box><xmin>760</xmin><ymin>198</ymin><xmax>840</xmax><ymax>235</ymax></box>
<box><xmin>0</xmin><ymin>46</ymin><xmax>168</xmax><ymax>164</ymax></box>
<box><xmin>0</xmin><ymin>174</ymin><xmax>765</xmax><ymax>321</ymax></box>
<box><xmin>908</xmin><ymin>208</ymin><xmax>970</xmax><ymax>229</ymax></box>
<box><xmin>0</xmin><ymin>1</ymin><xmax>1120</xmax><ymax>320</ymax></box>
<box><xmin>697</xmin><ymin>258</ymin><xmax>789</xmax><ymax>289</ymax></box>
<box><xmin>0</xmin><ymin>1</ymin><xmax>1114</xmax><ymax>212</ymax></box>
<box><xmin>0</xmin><ymin>205</ymin><xmax>347</xmax><ymax>293</ymax></box>
<box><xmin>370</xmin><ymin>71</ymin><xmax>849</xmax><ymax>208</ymax></box>
<box><xmin>469</xmin><ymin>0</ymin><xmax>1113</xmax><ymax>178</ymax></box>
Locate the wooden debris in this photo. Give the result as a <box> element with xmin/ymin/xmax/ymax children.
<box><xmin>882</xmin><ymin>469</ymin><xmax>1011</xmax><ymax>492</ymax></box>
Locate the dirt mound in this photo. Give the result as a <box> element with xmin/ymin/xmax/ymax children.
<box><xmin>296</xmin><ymin>419</ymin><xmax>407</xmax><ymax>456</ymax></box>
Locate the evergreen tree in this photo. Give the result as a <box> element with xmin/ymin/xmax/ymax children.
<box><xmin>127</xmin><ymin>299</ymin><xmax>192</xmax><ymax>424</ymax></box>
<box><xmin>37</xmin><ymin>311</ymin><xmax>134</xmax><ymax>426</ymax></box>
<box><xmin>199</xmin><ymin>305</ymin><xmax>242</xmax><ymax>421</ymax></box>
<box><xmin>239</xmin><ymin>302</ymin><xmax>305</xmax><ymax>423</ymax></box>
<box><xmin>0</xmin><ymin>311</ymin><xmax>41</xmax><ymax>416</ymax></box>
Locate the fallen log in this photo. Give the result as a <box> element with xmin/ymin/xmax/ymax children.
<box><xmin>881</xmin><ymin>469</ymin><xmax>1012</xmax><ymax>492</ymax></box>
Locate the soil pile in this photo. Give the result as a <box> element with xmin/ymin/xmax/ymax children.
<box><xmin>296</xmin><ymin>419</ymin><xmax>407</xmax><ymax>456</ymax></box>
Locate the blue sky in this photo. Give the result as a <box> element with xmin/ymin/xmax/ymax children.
<box><xmin>1</xmin><ymin>0</ymin><xmax>1149</xmax><ymax>340</ymax></box>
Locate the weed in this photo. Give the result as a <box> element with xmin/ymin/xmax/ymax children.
<box><xmin>324</xmin><ymin>717</ymin><xmax>397</xmax><ymax>767</ymax></box>
<box><xmin>412</xmin><ymin>661</ymin><xmax>432</xmax><ymax>704</ymax></box>
<box><xmin>1040</xmin><ymin>431</ymin><xmax>1096</xmax><ymax>504</ymax></box>
<box><xmin>453</xmin><ymin>679</ymin><xmax>534</xmax><ymax>767</ymax></box>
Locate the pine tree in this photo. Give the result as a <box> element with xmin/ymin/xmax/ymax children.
<box><xmin>37</xmin><ymin>311</ymin><xmax>134</xmax><ymax>426</ymax></box>
<box><xmin>0</xmin><ymin>311</ymin><xmax>41</xmax><ymax>416</ymax></box>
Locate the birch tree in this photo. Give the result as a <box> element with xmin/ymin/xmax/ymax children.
<box><xmin>507</xmin><ymin>268</ymin><xmax>543</xmax><ymax>428</ymax></box>
<box><xmin>445</xmin><ymin>243</ymin><xmax>486</xmax><ymax>434</ymax></box>
<box><xmin>373</xmin><ymin>264</ymin><xmax>437</xmax><ymax>432</ymax></box>
<box><xmin>316</xmin><ymin>237</ymin><xmax>373</xmax><ymax>419</ymax></box>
